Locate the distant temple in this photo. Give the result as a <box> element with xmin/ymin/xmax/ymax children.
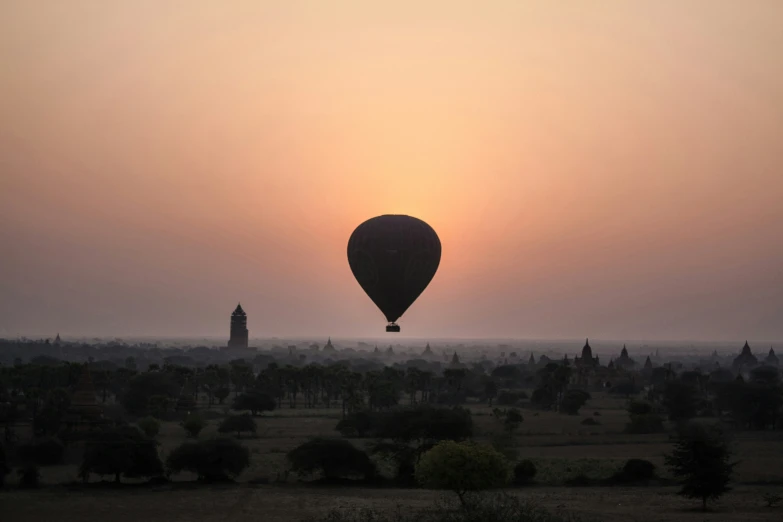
<box><xmin>528</xmin><ymin>353</ymin><xmax>536</xmax><ymax>365</ymax></box>
<box><xmin>386</xmin><ymin>345</ymin><xmax>394</xmax><ymax>356</ymax></box>
<box><xmin>644</xmin><ymin>356</ymin><xmax>653</xmax><ymax>370</ymax></box>
<box><xmin>575</xmin><ymin>339</ymin><xmax>599</xmax><ymax>368</ymax></box>
<box><xmin>765</xmin><ymin>347</ymin><xmax>778</xmax><ymax>367</ymax></box>
<box><xmin>322</xmin><ymin>337</ymin><xmax>337</xmax><ymax>354</ymax></box>
<box><xmin>228</xmin><ymin>303</ymin><xmax>249</xmax><ymax>349</ymax></box>
<box><xmin>732</xmin><ymin>341</ymin><xmax>758</xmax><ymax>371</ymax></box>
<box><xmin>54</xmin><ymin>333</ymin><xmax>61</xmax><ymax>345</ymax></box>
<box><xmin>65</xmin><ymin>365</ymin><xmax>104</xmax><ymax>429</ymax></box>
<box><xmin>422</xmin><ymin>343</ymin><xmax>434</xmax><ymax>357</ymax></box>
<box><xmin>615</xmin><ymin>345</ymin><xmax>635</xmax><ymax>370</ymax></box>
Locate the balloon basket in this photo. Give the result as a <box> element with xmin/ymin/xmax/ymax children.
<box><xmin>386</xmin><ymin>323</ymin><xmax>401</xmax><ymax>333</ymax></box>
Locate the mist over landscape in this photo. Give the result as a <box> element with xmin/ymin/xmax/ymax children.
<box><xmin>1</xmin><ymin>2</ymin><xmax>782</xmax><ymax>522</ymax></box>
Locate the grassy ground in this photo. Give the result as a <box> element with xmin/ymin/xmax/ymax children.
<box><xmin>3</xmin><ymin>485</ymin><xmax>783</xmax><ymax>522</ymax></box>
<box><xmin>3</xmin><ymin>391</ymin><xmax>783</xmax><ymax>521</ymax></box>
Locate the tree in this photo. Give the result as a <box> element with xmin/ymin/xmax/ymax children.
<box><xmin>232</xmin><ymin>391</ymin><xmax>276</xmax><ymax>416</ymax></box>
<box><xmin>415</xmin><ymin>440</ymin><xmax>511</xmax><ymax>507</ymax></box>
<box><xmin>181</xmin><ymin>413</ymin><xmax>206</xmax><ymax>438</ymax></box>
<box><xmin>80</xmin><ymin>426</ymin><xmax>163</xmax><ymax>483</ymax></box>
<box><xmin>214</xmin><ymin>387</ymin><xmax>230</xmax><ymax>405</ymax></box>
<box><xmin>287</xmin><ymin>438</ymin><xmax>376</xmax><ymax>481</ymax></box>
<box><xmin>167</xmin><ymin>438</ymin><xmax>250</xmax><ymax>482</ymax></box>
<box><xmin>560</xmin><ymin>389</ymin><xmax>590</xmax><ymax>415</ymax></box>
<box><xmin>664</xmin><ymin>422</ymin><xmax>736</xmax><ymax>511</ymax></box>
<box><xmin>483</xmin><ymin>378</ymin><xmax>498</xmax><ymax>407</ymax></box>
<box><xmin>218</xmin><ymin>414</ymin><xmax>256</xmax><ymax>438</ymax></box>
<box><xmin>17</xmin><ymin>437</ymin><xmax>64</xmax><ymax>466</ymax></box>
<box><xmin>121</xmin><ymin>372</ymin><xmax>179</xmax><ymax>416</ymax></box>
<box><xmin>138</xmin><ymin>417</ymin><xmax>161</xmax><ymax>439</ymax></box>
<box><xmin>513</xmin><ymin>459</ymin><xmax>537</xmax><ymax>485</ymax></box>
<box><xmin>370</xmin><ymin>406</ymin><xmax>473</xmax><ymax>484</ymax></box>
<box><xmin>663</xmin><ymin>380</ymin><xmax>699</xmax><ymax>422</ymax></box>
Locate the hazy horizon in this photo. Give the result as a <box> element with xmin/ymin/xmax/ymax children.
<box><xmin>2</xmin><ymin>1</ymin><xmax>782</xmax><ymax>341</ymax></box>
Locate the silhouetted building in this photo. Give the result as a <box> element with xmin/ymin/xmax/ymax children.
<box><xmin>765</xmin><ymin>347</ymin><xmax>779</xmax><ymax>367</ymax></box>
<box><xmin>422</xmin><ymin>343</ymin><xmax>434</xmax><ymax>358</ymax></box>
<box><xmin>322</xmin><ymin>337</ymin><xmax>336</xmax><ymax>354</ymax></box>
<box><xmin>615</xmin><ymin>345</ymin><xmax>635</xmax><ymax>370</ymax></box>
<box><xmin>54</xmin><ymin>333</ymin><xmax>61</xmax><ymax>345</ymax></box>
<box><xmin>228</xmin><ymin>303</ymin><xmax>249</xmax><ymax>349</ymax></box>
<box><xmin>575</xmin><ymin>339</ymin><xmax>599</xmax><ymax>368</ymax></box>
<box><xmin>732</xmin><ymin>341</ymin><xmax>758</xmax><ymax>371</ymax></box>
<box><xmin>65</xmin><ymin>365</ymin><xmax>104</xmax><ymax>429</ymax></box>
<box><xmin>644</xmin><ymin>356</ymin><xmax>653</xmax><ymax>370</ymax></box>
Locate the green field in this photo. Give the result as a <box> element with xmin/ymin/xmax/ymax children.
<box><xmin>3</xmin><ymin>391</ymin><xmax>783</xmax><ymax>521</ymax></box>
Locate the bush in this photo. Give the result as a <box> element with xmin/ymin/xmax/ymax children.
<box><xmin>627</xmin><ymin>400</ymin><xmax>654</xmax><ymax>416</ymax></box>
<box><xmin>580</xmin><ymin>417</ymin><xmax>600</xmax><ymax>426</ymax></box>
<box><xmin>622</xmin><ymin>459</ymin><xmax>656</xmax><ymax>481</ymax></box>
<box><xmin>80</xmin><ymin>426</ymin><xmax>164</xmax><ymax>483</ymax></box>
<box><xmin>218</xmin><ymin>414</ymin><xmax>257</xmax><ymax>438</ymax></box>
<box><xmin>565</xmin><ymin>474</ymin><xmax>592</xmax><ymax>487</ymax></box>
<box><xmin>415</xmin><ymin>441</ymin><xmax>511</xmax><ymax>506</ymax></box>
<box><xmin>138</xmin><ymin>417</ymin><xmax>161</xmax><ymax>439</ymax></box>
<box><xmin>232</xmin><ymin>391</ymin><xmax>276</xmax><ymax>416</ymax></box>
<box><xmin>513</xmin><ymin>460</ymin><xmax>537</xmax><ymax>485</ymax></box>
<box><xmin>625</xmin><ymin>413</ymin><xmax>664</xmax><ymax>434</ymax></box>
<box><xmin>17</xmin><ymin>437</ymin><xmax>64</xmax><ymax>466</ymax></box>
<box><xmin>496</xmin><ymin>390</ymin><xmax>527</xmax><ymax>406</ymax></box>
<box><xmin>167</xmin><ymin>438</ymin><xmax>250</xmax><ymax>482</ymax></box>
<box><xmin>287</xmin><ymin>438</ymin><xmax>376</xmax><ymax>481</ymax></box>
<box><xmin>181</xmin><ymin>414</ymin><xmax>206</xmax><ymax>438</ymax></box>
<box><xmin>17</xmin><ymin>465</ymin><xmax>40</xmax><ymax>488</ymax></box>
<box><xmin>560</xmin><ymin>390</ymin><xmax>591</xmax><ymax>415</ymax></box>
<box><xmin>336</xmin><ymin>411</ymin><xmax>375</xmax><ymax>438</ymax></box>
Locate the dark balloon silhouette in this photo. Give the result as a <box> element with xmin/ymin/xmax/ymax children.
<box><xmin>347</xmin><ymin>215</ymin><xmax>441</xmax><ymax>332</ymax></box>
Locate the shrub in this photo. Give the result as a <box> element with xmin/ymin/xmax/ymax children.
<box><xmin>80</xmin><ymin>426</ymin><xmax>163</xmax><ymax>483</ymax></box>
<box><xmin>336</xmin><ymin>411</ymin><xmax>375</xmax><ymax>438</ymax></box>
<box><xmin>17</xmin><ymin>437</ymin><xmax>64</xmax><ymax>466</ymax></box>
<box><xmin>627</xmin><ymin>400</ymin><xmax>654</xmax><ymax>416</ymax></box>
<box><xmin>287</xmin><ymin>438</ymin><xmax>375</xmax><ymax>481</ymax></box>
<box><xmin>565</xmin><ymin>474</ymin><xmax>591</xmax><ymax>487</ymax></box>
<box><xmin>513</xmin><ymin>459</ymin><xmax>537</xmax><ymax>485</ymax></box>
<box><xmin>181</xmin><ymin>413</ymin><xmax>206</xmax><ymax>438</ymax></box>
<box><xmin>763</xmin><ymin>493</ymin><xmax>782</xmax><ymax>508</ymax></box>
<box><xmin>18</xmin><ymin>465</ymin><xmax>40</xmax><ymax>488</ymax></box>
<box><xmin>138</xmin><ymin>417</ymin><xmax>161</xmax><ymax>439</ymax></box>
<box><xmin>625</xmin><ymin>413</ymin><xmax>664</xmax><ymax>434</ymax></box>
<box><xmin>610</xmin><ymin>459</ymin><xmax>656</xmax><ymax>484</ymax></box>
<box><xmin>415</xmin><ymin>441</ymin><xmax>511</xmax><ymax>506</ymax></box>
<box><xmin>232</xmin><ymin>391</ymin><xmax>276</xmax><ymax>416</ymax></box>
<box><xmin>167</xmin><ymin>438</ymin><xmax>250</xmax><ymax>482</ymax></box>
<box><xmin>581</xmin><ymin>417</ymin><xmax>599</xmax><ymax>426</ymax></box>
<box><xmin>496</xmin><ymin>390</ymin><xmax>527</xmax><ymax>406</ymax></box>
<box><xmin>560</xmin><ymin>390</ymin><xmax>591</xmax><ymax>415</ymax></box>
<box><xmin>218</xmin><ymin>414</ymin><xmax>257</xmax><ymax>438</ymax></box>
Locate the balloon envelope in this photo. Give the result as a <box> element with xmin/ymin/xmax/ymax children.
<box><xmin>347</xmin><ymin>215</ymin><xmax>441</xmax><ymax>329</ymax></box>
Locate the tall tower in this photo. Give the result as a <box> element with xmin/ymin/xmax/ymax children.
<box><xmin>228</xmin><ymin>303</ymin><xmax>249</xmax><ymax>349</ymax></box>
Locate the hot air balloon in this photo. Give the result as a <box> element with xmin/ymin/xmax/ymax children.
<box><xmin>347</xmin><ymin>215</ymin><xmax>441</xmax><ymax>332</ymax></box>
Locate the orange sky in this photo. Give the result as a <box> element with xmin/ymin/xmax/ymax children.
<box><xmin>1</xmin><ymin>1</ymin><xmax>781</xmax><ymax>341</ymax></box>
